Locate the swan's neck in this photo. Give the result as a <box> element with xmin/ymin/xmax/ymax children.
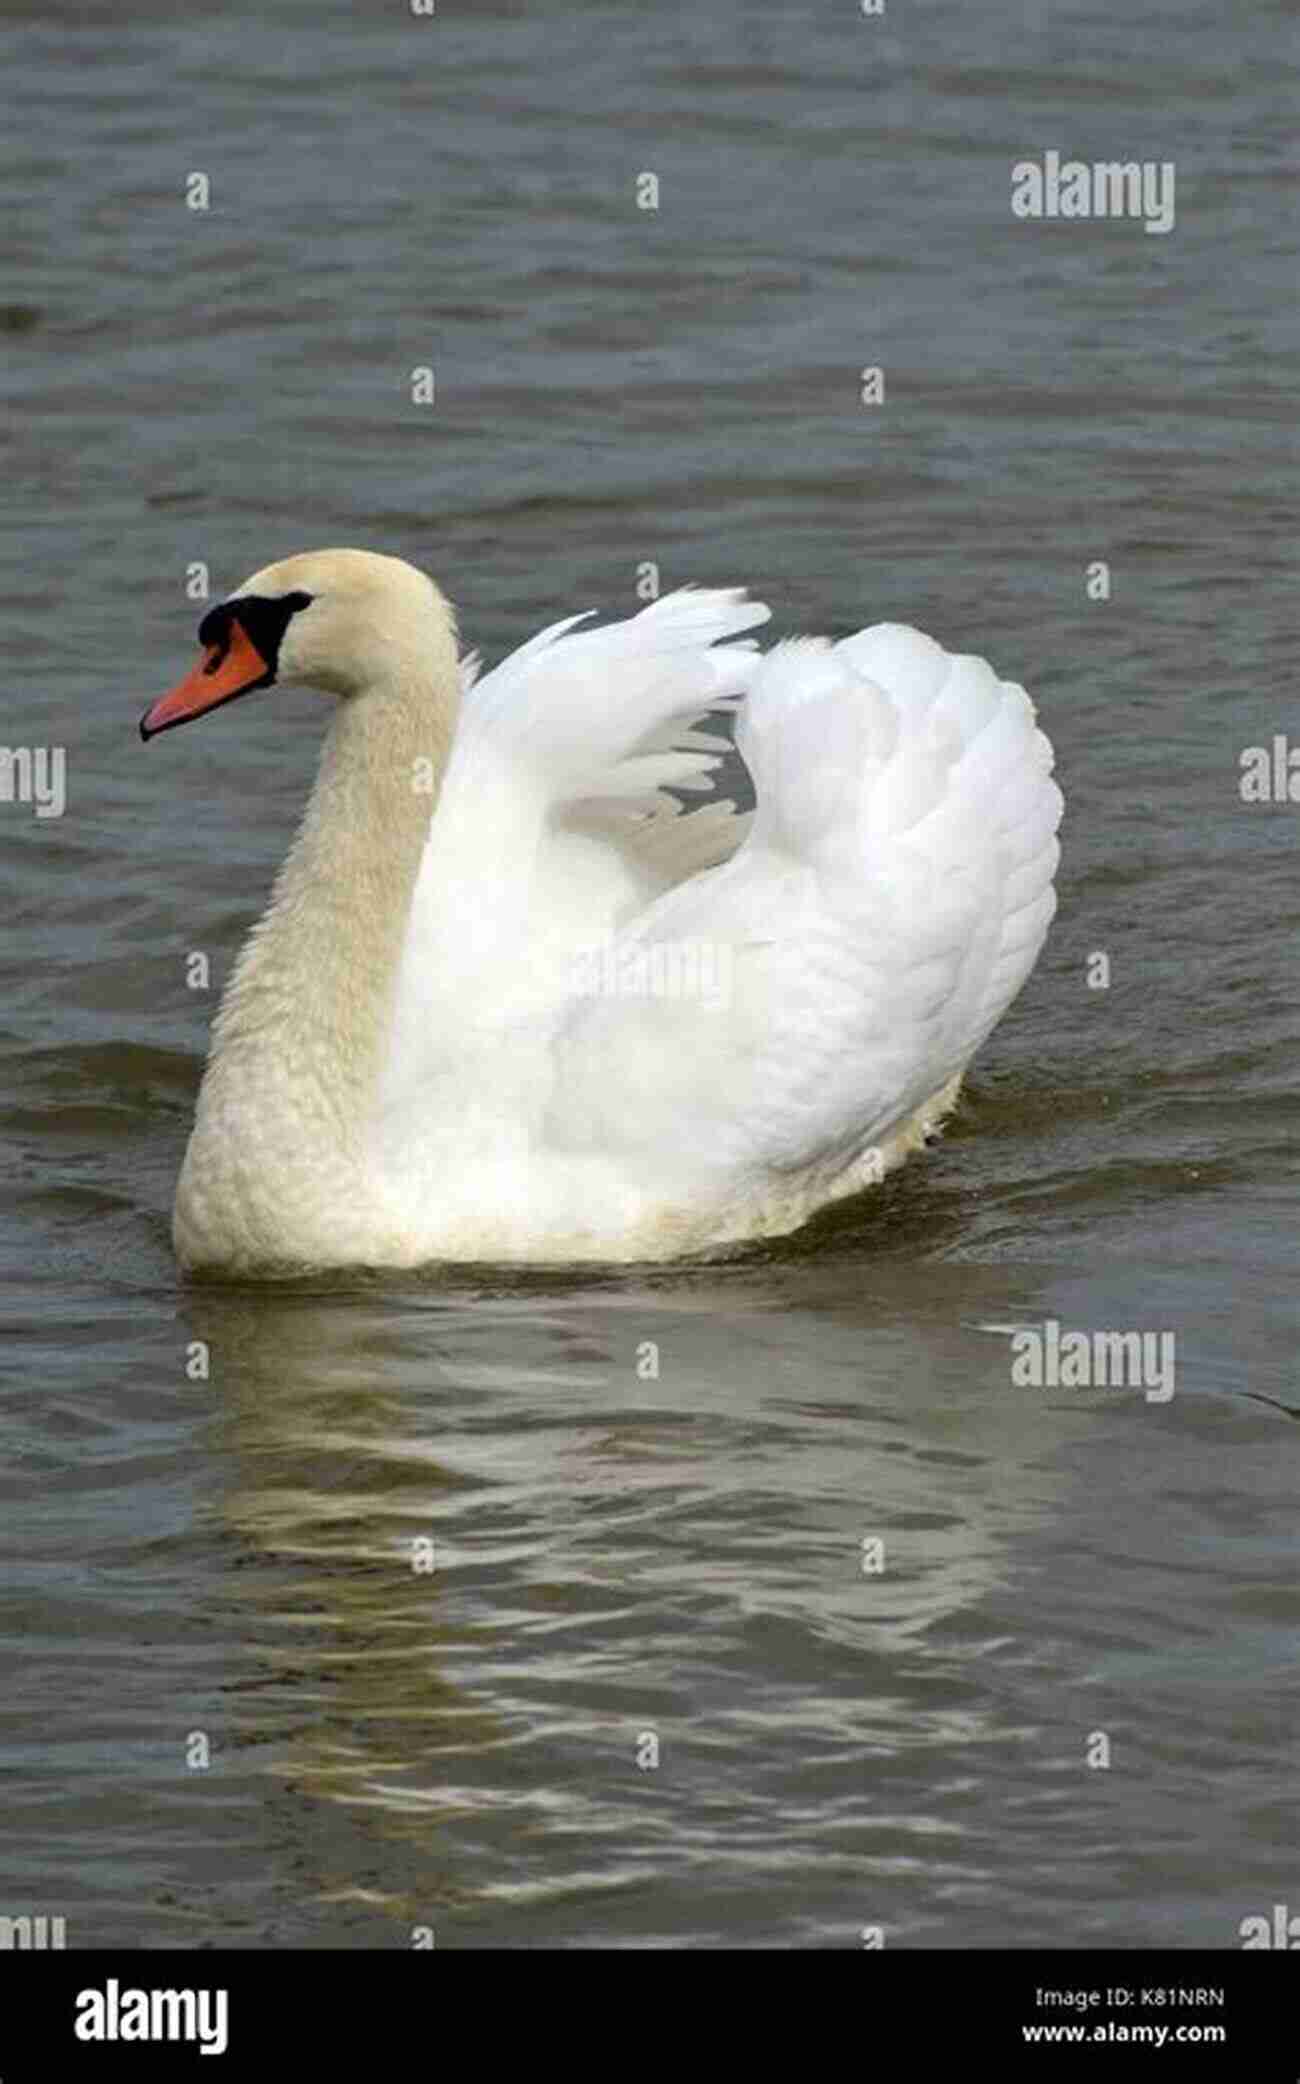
<box><xmin>231</xmin><ymin>677</ymin><xmax>454</xmax><ymax>1089</ymax></box>
<box><xmin>180</xmin><ymin>641</ymin><xmax>460</xmax><ymax>1262</ymax></box>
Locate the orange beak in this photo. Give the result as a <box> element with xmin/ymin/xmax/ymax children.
<box><xmin>139</xmin><ymin>619</ymin><xmax>273</xmax><ymax>740</ymax></box>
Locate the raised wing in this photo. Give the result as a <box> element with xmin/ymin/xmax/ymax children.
<box><xmin>379</xmin><ymin>588</ymin><xmax>770</xmax><ymax>1109</ymax></box>
<box><xmin>541</xmin><ymin>624</ymin><xmax>1062</xmax><ymax>1199</ymax></box>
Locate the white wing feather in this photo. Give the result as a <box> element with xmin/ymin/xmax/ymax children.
<box><xmin>382</xmin><ymin>590</ymin><xmax>769</xmax><ymax>1100</ymax></box>
<box><xmin>542</xmin><ymin>624</ymin><xmax>1061</xmax><ymax>1191</ymax></box>
<box><xmin>381</xmin><ymin>599</ymin><xmax>1061</xmax><ymax>1227</ymax></box>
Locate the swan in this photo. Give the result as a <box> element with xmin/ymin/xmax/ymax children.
<box><xmin>140</xmin><ymin>548</ymin><xmax>1062</xmax><ymax>1273</ymax></box>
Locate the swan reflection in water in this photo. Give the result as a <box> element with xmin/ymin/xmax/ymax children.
<box><xmin>184</xmin><ymin>1237</ymin><xmax>1074</xmax><ymax>1924</ymax></box>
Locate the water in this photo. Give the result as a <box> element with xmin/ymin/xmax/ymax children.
<box><xmin>2</xmin><ymin>0</ymin><xmax>1297</xmax><ymax>1947</ymax></box>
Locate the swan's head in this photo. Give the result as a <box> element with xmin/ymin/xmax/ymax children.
<box><xmin>140</xmin><ymin>548</ymin><xmax>455</xmax><ymax>738</ymax></box>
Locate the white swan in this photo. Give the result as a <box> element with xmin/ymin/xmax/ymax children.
<box><xmin>141</xmin><ymin>549</ymin><xmax>1062</xmax><ymax>1273</ymax></box>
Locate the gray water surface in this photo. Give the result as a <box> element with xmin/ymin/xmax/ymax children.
<box><xmin>2</xmin><ymin>0</ymin><xmax>1297</xmax><ymax>1946</ymax></box>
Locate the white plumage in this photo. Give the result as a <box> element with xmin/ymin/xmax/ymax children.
<box><xmin>145</xmin><ymin>550</ymin><xmax>1061</xmax><ymax>1271</ymax></box>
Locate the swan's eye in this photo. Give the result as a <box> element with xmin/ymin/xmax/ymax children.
<box><xmin>196</xmin><ymin>601</ymin><xmax>234</xmax><ymax>653</ymax></box>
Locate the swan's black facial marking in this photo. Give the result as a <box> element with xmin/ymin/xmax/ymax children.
<box><xmin>198</xmin><ymin>589</ymin><xmax>314</xmax><ymax>685</ymax></box>
<box><xmin>140</xmin><ymin>588</ymin><xmax>318</xmax><ymax>740</ymax></box>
